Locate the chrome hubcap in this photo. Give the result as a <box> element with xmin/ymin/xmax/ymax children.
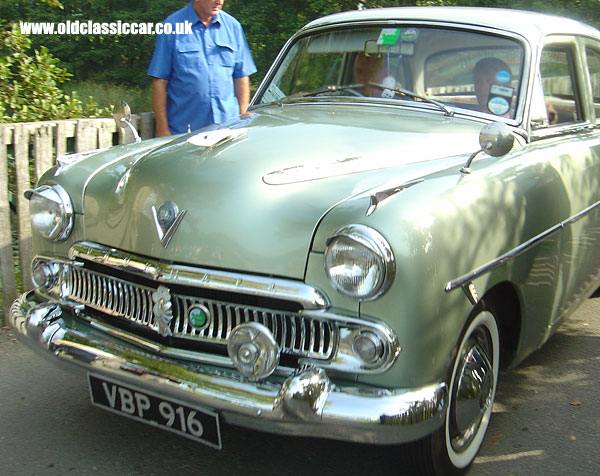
<box><xmin>450</xmin><ymin>329</ymin><xmax>494</xmax><ymax>452</ymax></box>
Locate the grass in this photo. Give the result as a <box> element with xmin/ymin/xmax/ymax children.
<box><xmin>61</xmin><ymin>81</ymin><xmax>153</xmax><ymax>116</ymax></box>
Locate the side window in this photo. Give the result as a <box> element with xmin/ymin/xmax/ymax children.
<box><xmin>585</xmin><ymin>46</ymin><xmax>600</xmax><ymax>118</ymax></box>
<box><xmin>539</xmin><ymin>45</ymin><xmax>582</xmax><ymax>125</ymax></box>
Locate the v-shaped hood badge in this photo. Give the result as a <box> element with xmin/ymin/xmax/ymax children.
<box><xmin>151</xmin><ymin>202</ymin><xmax>187</xmax><ymax>248</ymax></box>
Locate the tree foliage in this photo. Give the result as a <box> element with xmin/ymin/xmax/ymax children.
<box><xmin>227</xmin><ymin>0</ymin><xmax>600</xmax><ymax>84</ymax></box>
<box><xmin>38</xmin><ymin>0</ymin><xmax>63</xmax><ymax>8</ymax></box>
<box><xmin>2</xmin><ymin>0</ymin><xmax>600</xmax><ymax>118</ymax></box>
<box><xmin>0</xmin><ymin>1</ymin><xmax>184</xmax><ymax>86</ymax></box>
<box><xmin>0</xmin><ymin>23</ymin><xmax>108</xmax><ymax>122</ymax></box>
<box><xmin>225</xmin><ymin>1</ymin><xmax>411</xmax><ymax>84</ymax></box>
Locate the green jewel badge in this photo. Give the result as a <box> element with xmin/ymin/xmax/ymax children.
<box><xmin>188</xmin><ymin>304</ymin><xmax>210</xmax><ymax>329</ymax></box>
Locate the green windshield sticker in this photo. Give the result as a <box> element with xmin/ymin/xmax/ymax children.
<box><xmin>377</xmin><ymin>28</ymin><xmax>401</xmax><ymax>45</ymax></box>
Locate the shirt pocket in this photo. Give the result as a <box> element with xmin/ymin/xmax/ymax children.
<box><xmin>214</xmin><ymin>41</ymin><xmax>235</xmax><ymax>68</ymax></box>
<box><xmin>175</xmin><ymin>42</ymin><xmax>203</xmax><ymax>69</ymax></box>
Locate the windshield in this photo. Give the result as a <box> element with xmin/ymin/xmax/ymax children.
<box><xmin>255</xmin><ymin>25</ymin><xmax>524</xmax><ymax>119</ymax></box>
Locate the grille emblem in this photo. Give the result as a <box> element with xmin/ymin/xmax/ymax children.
<box><xmin>188</xmin><ymin>304</ymin><xmax>211</xmax><ymax>330</ymax></box>
<box><xmin>151</xmin><ymin>202</ymin><xmax>186</xmax><ymax>248</ymax></box>
<box><xmin>152</xmin><ymin>285</ymin><xmax>173</xmax><ymax>337</ymax></box>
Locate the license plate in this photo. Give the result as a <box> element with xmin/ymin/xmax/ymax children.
<box><xmin>88</xmin><ymin>374</ymin><xmax>222</xmax><ymax>449</ymax></box>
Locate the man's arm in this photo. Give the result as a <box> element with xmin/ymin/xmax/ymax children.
<box><xmin>152</xmin><ymin>77</ymin><xmax>171</xmax><ymax>137</ymax></box>
<box><xmin>234</xmin><ymin>76</ymin><xmax>250</xmax><ymax>114</ymax></box>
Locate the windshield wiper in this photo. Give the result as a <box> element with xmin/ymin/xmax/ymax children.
<box><xmin>275</xmin><ymin>83</ymin><xmax>454</xmax><ymax>117</ymax></box>
<box><xmin>281</xmin><ymin>83</ymin><xmax>366</xmax><ymax>101</ymax></box>
<box><xmin>368</xmin><ymin>82</ymin><xmax>455</xmax><ymax>117</ymax></box>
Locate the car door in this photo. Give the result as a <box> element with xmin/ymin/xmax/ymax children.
<box><xmin>529</xmin><ymin>35</ymin><xmax>600</xmax><ymax>331</ymax></box>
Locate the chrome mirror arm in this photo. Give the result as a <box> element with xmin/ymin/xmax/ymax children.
<box><xmin>118</xmin><ymin>116</ymin><xmax>142</xmax><ymax>143</ymax></box>
<box><xmin>460</xmin><ymin>122</ymin><xmax>515</xmax><ymax>174</ymax></box>
<box><xmin>113</xmin><ymin>101</ymin><xmax>141</xmax><ymax>143</ymax></box>
<box><xmin>460</xmin><ymin>149</ymin><xmax>483</xmax><ymax>175</ymax></box>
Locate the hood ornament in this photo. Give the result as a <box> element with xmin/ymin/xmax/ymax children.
<box><xmin>187</xmin><ymin>128</ymin><xmax>247</xmax><ymax>147</ymax></box>
<box><xmin>152</xmin><ymin>201</ymin><xmax>187</xmax><ymax>248</ymax></box>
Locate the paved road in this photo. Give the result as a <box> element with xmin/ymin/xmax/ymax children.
<box><xmin>1</xmin><ymin>294</ymin><xmax>598</xmax><ymax>476</ymax></box>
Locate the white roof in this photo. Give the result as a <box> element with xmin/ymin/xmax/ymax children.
<box><xmin>303</xmin><ymin>7</ymin><xmax>600</xmax><ymax>43</ymax></box>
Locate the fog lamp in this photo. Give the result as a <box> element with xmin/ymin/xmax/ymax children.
<box><xmin>227</xmin><ymin>322</ymin><xmax>280</xmax><ymax>380</ymax></box>
<box><xmin>352</xmin><ymin>330</ymin><xmax>385</xmax><ymax>364</ymax></box>
<box><xmin>31</xmin><ymin>261</ymin><xmax>59</xmax><ymax>290</ymax></box>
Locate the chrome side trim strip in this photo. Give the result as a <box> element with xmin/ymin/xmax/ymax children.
<box><xmin>69</xmin><ymin>241</ymin><xmax>329</xmax><ymax>310</ymax></box>
<box><xmin>365</xmin><ymin>179</ymin><xmax>424</xmax><ymax>216</ymax></box>
<box><xmin>445</xmin><ymin>199</ymin><xmax>600</xmax><ymax>293</ymax></box>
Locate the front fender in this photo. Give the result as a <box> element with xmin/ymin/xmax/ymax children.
<box><xmin>311</xmin><ymin>150</ymin><xmax>566</xmax><ymax>388</ymax></box>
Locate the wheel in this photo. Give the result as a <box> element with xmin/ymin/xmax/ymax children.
<box><xmin>407</xmin><ymin>309</ymin><xmax>500</xmax><ymax>476</ymax></box>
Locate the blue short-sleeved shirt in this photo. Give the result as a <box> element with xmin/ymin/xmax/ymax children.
<box><xmin>147</xmin><ymin>2</ymin><xmax>257</xmax><ymax>134</ymax></box>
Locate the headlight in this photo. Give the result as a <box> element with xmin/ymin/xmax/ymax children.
<box><xmin>26</xmin><ymin>185</ymin><xmax>74</xmax><ymax>242</ymax></box>
<box><xmin>324</xmin><ymin>224</ymin><xmax>395</xmax><ymax>301</ymax></box>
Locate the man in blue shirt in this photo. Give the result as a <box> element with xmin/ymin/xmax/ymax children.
<box><xmin>148</xmin><ymin>0</ymin><xmax>257</xmax><ymax>136</ymax></box>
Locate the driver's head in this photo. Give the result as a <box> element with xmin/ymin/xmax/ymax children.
<box><xmin>353</xmin><ymin>53</ymin><xmax>384</xmax><ymax>85</ymax></box>
<box><xmin>473</xmin><ymin>57</ymin><xmax>512</xmax><ymax>108</ymax></box>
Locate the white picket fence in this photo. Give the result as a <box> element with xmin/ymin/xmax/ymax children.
<box><xmin>0</xmin><ymin>113</ymin><xmax>155</xmax><ymax>324</ymax></box>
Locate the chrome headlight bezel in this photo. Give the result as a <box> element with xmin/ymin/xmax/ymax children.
<box><xmin>26</xmin><ymin>184</ymin><xmax>74</xmax><ymax>242</ymax></box>
<box><xmin>324</xmin><ymin>224</ymin><xmax>395</xmax><ymax>301</ymax></box>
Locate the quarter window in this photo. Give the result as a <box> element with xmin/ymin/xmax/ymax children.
<box><xmin>585</xmin><ymin>46</ymin><xmax>600</xmax><ymax>119</ymax></box>
<box><xmin>539</xmin><ymin>46</ymin><xmax>582</xmax><ymax>125</ymax></box>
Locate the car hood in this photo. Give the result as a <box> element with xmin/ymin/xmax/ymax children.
<box><xmin>81</xmin><ymin>104</ymin><xmax>483</xmax><ymax>278</ymax></box>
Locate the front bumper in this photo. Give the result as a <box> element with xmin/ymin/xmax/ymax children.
<box><xmin>10</xmin><ymin>292</ymin><xmax>447</xmax><ymax>445</ymax></box>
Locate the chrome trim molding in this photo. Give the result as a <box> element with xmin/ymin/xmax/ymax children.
<box><xmin>32</xmin><ymin>250</ymin><xmax>401</xmax><ymax>373</ymax></box>
<box><xmin>9</xmin><ymin>294</ymin><xmax>445</xmax><ymax>445</ymax></box>
<box><xmin>445</xmin><ymin>199</ymin><xmax>600</xmax><ymax>293</ymax></box>
<box><xmin>32</xmin><ymin>257</ymin><xmax>401</xmax><ymax>373</ymax></box>
<box><xmin>151</xmin><ymin>202</ymin><xmax>187</xmax><ymax>249</ymax></box>
<box><xmin>34</xmin><ymin>256</ymin><xmax>338</xmax><ymax>361</ymax></box>
<box><xmin>69</xmin><ymin>241</ymin><xmax>329</xmax><ymax>310</ymax></box>
<box><xmin>365</xmin><ymin>179</ymin><xmax>424</xmax><ymax>216</ymax></box>
<box><xmin>461</xmin><ymin>282</ymin><xmax>479</xmax><ymax>305</ymax></box>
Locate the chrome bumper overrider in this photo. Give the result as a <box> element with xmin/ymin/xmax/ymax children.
<box><xmin>10</xmin><ymin>292</ymin><xmax>447</xmax><ymax>445</ymax></box>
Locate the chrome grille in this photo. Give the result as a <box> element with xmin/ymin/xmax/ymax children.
<box><xmin>66</xmin><ymin>266</ymin><xmax>336</xmax><ymax>360</ymax></box>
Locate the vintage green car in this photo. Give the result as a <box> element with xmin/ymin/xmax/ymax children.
<box><xmin>11</xmin><ymin>6</ymin><xmax>600</xmax><ymax>475</ymax></box>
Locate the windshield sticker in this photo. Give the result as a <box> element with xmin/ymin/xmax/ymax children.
<box><xmin>495</xmin><ymin>70</ymin><xmax>511</xmax><ymax>83</ymax></box>
<box><xmin>377</xmin><ymin>28</ymin><xmax>401</xmax><ymax>45</ymax></box>
<box><xmin>401</xmin><ymin>28</ymin><xmax>419</xmax><ymax>42</ymax></box>
<box><xmin>490</xmin><ymin>84</ymin><xmax>514</xmax><ymax>98</ymax></box>
<box><xmin>488</xmin><ymin>97</ymin><xmax>510</xmax><ymax>115</ymax></box>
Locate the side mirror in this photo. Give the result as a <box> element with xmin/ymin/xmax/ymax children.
<box><xmin>461</xmin><ymin>122</ymin><xmax>514</xmax><ymax>174</ymax></box>
<box><xmin>113</xmin><ymin>101</ymin><xmax>132</xmax><ymax>129</ymax></box>
<box><xmin>113</xmin><ymin>101</ymin><xmax>141</xmax><ymax>143</ymax></box>
<box><xmin>479</xmin><ymin>122</ymin><xmax>514</xmax><ymax>157</ymax></box>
